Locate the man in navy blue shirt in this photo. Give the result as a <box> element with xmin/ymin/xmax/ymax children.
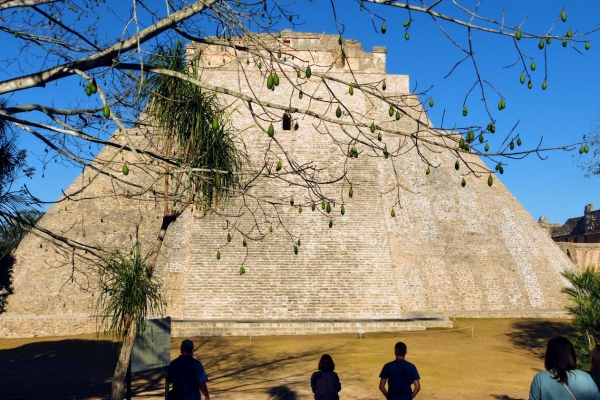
<box><xmin>166</xmin><ymin>339</ymin><xmax>210</xmax><ymax>400</ymax></box>
<box><xmin>379</xmin><ymin>342</ymin><xmax>420</xmax><ymax>400</ymax></box>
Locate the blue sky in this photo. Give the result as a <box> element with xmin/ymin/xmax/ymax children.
<box><xmin>7</xmin><ymin>0</ymin><xmax>600</xmax><ymax>225</ymax></box>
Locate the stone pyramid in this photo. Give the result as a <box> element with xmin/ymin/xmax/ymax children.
<box><xmin>0</xmin><ymin>32</ymin><xmax>575</xmax><ymax>338</ymax></box>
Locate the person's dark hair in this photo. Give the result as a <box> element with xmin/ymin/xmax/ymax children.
<box><xmin>589</xmin><ymin>345</ymin><xmax>600</xmax><ymax>390</ymax></box>
<box><xmin>181</xmin><ymin>339</ymin><xmax>194</xmax><ymax>353</ymax></box>
<box><xmin>395</xmin><ymin>342</ymin><xmax>407</xmax><ymax>357</ymax></box>
<box><xmin>544</xmin><ymin>336</ymin><xmax>576</xmax><ymax>384</ymax></box>
<box><xmin>318</xmin><ymin>354</ymin><xmax>335</xmax><ymax>371</ymax></box>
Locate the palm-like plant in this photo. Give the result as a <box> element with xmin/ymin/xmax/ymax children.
<box><xmin>562</xmin><ymin>268</ymin><xmax>600</xmax><ymax>367</ymax></box>
<box><xmin>108</xmin><ymin>41</ymin><xmax>246</xmax><ymax>399</ymax></box>
<box><xmin>144</xmin><ymin>40</ymin><xmax>245</xmax><ymax>217</ymax></box>
<box><xmin>95</xmin><ymin>240</ymin><xmax>163</xmax><ymax>337</ymax></box>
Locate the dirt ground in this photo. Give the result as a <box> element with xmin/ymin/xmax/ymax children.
<box><xmin>0</xmin><ymin>318</ymin><xmax>575</xmax><ymax>399</ymax></box>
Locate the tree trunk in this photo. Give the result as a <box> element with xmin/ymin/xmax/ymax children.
<box><xmin>111</xmin><ymin>318</ymin><xmax>137</xmax><ymax>400</ymax></box>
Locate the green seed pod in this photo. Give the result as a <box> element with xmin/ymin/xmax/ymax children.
<box><xmin>103</xmin><ymin>104</ymin><xmax>110</xmax><ymax>119</ymax></box>
<box><xmin>349</xmin><ymin>187</ymin><xmax>353</xmax><ymax>198</ymax></box>
<box><xmin>510</xmin><ymin>141</ymin><xmax>515</xmax><ymax>150</ymax></box>
<box><xmin>243</xmin><ymin>238</ymin><xmax>247</xmax><ymax>247</ymax></box>
<box><xmin>528</xmin><ymin>81</ymin><xmax>533</xmax><ymax>89</ymax></box>
<box><xmin>326</xmin><ymin>203</ymin><xmax>331</xmax><ymax>213</ymax></box>
<box><xmin>294</xmin><ymin>245</ymin><xmax>298</xmax><ymax>255</ymax></box>
<box><xmin>258</xmin><ymin>62</ymin><xmax>262</xmax><ymax>69</ymax></box>
<box><xmin>531</xmin><ymin>61</ymin><xmax>536</xmax><ymax>71</ymax></box>
<box><xmin>267</xmin><ymin>74</ymin><xmax>274</xmax><ymax>89</ymax></box>
<box><xmin>381</xmin><ymin>23</ymin><xmax>386</xmax><ymax>34</ymax></box>
<box><xmin>349</xmin><ymin>86</ymin><xmax>354</xmax><ymax>95</ymax></box>
<box><xmin>341</xmin><ymin>205</ymin><xmax>345</xmax><ymax>215</ymax></box>
<box><xmin>213</xmin><ymin>116</ymin><xmax>219</xmax><ymax>131</ymax></box>
<box><xmin>546</xmin><ymin>37</ymin><xmax>552</xmax><ymax>45</ymax></box>
<box><xmin>426</xmin><ymin>167</ymin><xmax>431</xmax><ymax>175</ymax></box>
<box><xmin>562</xmin><ymin>40</ymin><xmax>568</xmax><ymax>48</ymax></box>
<box><xmin>389</xmin><ymin>105</ymin><xmax>394</xmax><ymax>117</ymax></box>
<box><xmin>520</xmin><ymin>73</ymin><xmax>525</xmax><ymax>84</ymax></box>
<box><xmin>566</xmin><ymin>29</ymin><xmax>572</xmax><ymax>38</ymax></box>
<box><xmin>227</xmin><ymin>233</ymin><xmax>231</xmax><ymax>242</ymax></box>
<box><xmin>485</xmin><ymin>143</ymin><xmax>490</xmax><ymax>152</ymax></box>
<box><xmin>542</xmin><ymin>81</ymin><xmax>547</xmax><ymax>90</ymax></box>
<box><xmin>294</xmin><ymin>122</ymin><xmax>299</xmax><ymax>131</ymax></box>
<box><xmin>298</xmin><ymin>206</ymin><xmax>302</xmax><ymax>213</ymax></box>
<box><xmin>455</xmin><ymin>160</ymin><xmax>460</xmax><ymax>170</ymax></box>
<box><xmin>461</xmin><ymin>178</ymin><xmax>466</xmax><ymax>187</ymax></box>
<box><xmin>90</xmin><ymin>78</ymin><xmax>97</xmax><ymax>93</ymax></box>
<box><xmin>122</xmin><ymin>164</ymin><xmax>129</xmax><ymax>175</ymax></box>
<box><xmin>370</xmin><ymin>122</ymin><xmax>376</xmax><ymax>133</ymax></box>
<box><xmin>584</xmin><ymin>144</ymin><xmax>590</xmax><ymax>153</ymax></box>
<box><xmin>429</xmin><ymin>98</ymin><xmax>434</xmax><ymax>107</ymax></box>
<box><xmin>539</xmin><ymin>39</ymin><xmax>545</xmax><ymax>50</ymax></box>
<box><xmin>382</xmin><ymin>81</ymin><xmax>386</xmax><ymax>91</ymax></box>
<box><xmin>305</xmin><ymin>66</ymin><xmax>312</xmax><ymax>78</ymax></box>
<box><xmin>269</xmin><ymin>225</ymin><xmax>273</xmax><ymax>232</ymax></box>
<box><xmin>515</xmin><ymin>30</ymin><xmax>521</xmax><ymax>40</ymax></box>
<box><xmin>517</xmin><ymin>137</ymin><xmax>522</xmax><ymax>146</ymax></box>
<box><xmin>479</xmin><ymin>134</ymin><xmax>484</xmax><ymax>143</ymax></box>
<box><xmin>85</xmin><ymin>85</ymin><xmax>92</xmax><ymax>96</ymax></box>
<box><xmin>336</xmin><ymin>106</ymin><xmax>342</xmax><ymax>118</ymax></box>
<box><xmin>290</xmin><ymin>197</ymin><xmax>294</xmax><ymax>206</ymax></box>
<box><xmin>268</xmin><ymin>123</ymin><xmax>274</xmax><ymax>137</ymax></box>
<box><xmin>273</xmin><ymin>73</ymin><xmax>279</xmax><ymax>86</ymax></box>
<box><xmin>276</xmin><ymin>161</ymin><xmax>282</xmax><ymax>171</ymax></box>
<box><xmin>404</xmin><ymin>19</ymin><xmax>411</xmax><ymax>27</ymax></box>
<box><xmin>329</xmin><ymin>220</ymin><xmax>333</xmax><ymax>228</ymax></box>
<box><xmin>322</xmin><ymin>200</ymin><xmax>325</xmax><ymax>209</ymax></box>
<box><xmin>217</xmin><ymin>251</ymin><xmax>221</xmax><ymax>260</ymax></box>
<box><xmin>488</xmin><ymin>174</ymin><xmax>493</xmax><ymax>187</ymax></box>
<box><xmin>459</xmin><ymin>138</ymin><xmax>465</xmax><ymax>149</ymax></box>
<box><xmin>463</xmin><ymin>106</ymin><xmax>468</xmax><ymax>116</ymax></box>
<box><xmin>299</xmin><ymin>91</ymin><xmax>303</xmax><ymax>99</ymax></box>
<box><xmin>391</xmin><ymin>209</ymin><xmax>396</xmax><ymax>218</ymax></box>
<box><xmin>585</xmin><ymin>42</ymin><xmax>591</xmax><ymax>50</ymax></box>
<box><xmin>561</xmin><ymin>10</ymin><xmax>567</xmax><ymax>22</ymax></box>
<box><xmin>405</xmin><ymin>32</ymin><xmax>410</xmax><ymax>41</ymax></box>
<box><xmin>377</xmin><ymin>133</ymin><xmax>382</xmax><ymax>141</ymax></box>
<box><xmin>395</xmin><ymin>111</ymin><xmax>401</xmax><ymax>120</ymax></box>
<box><xmin>338</xmin><ymin>36</ymin><xmax>342</xmax><ymax>45</ymax></box>
<box><xmin>239</xmin><ymin>266</ymin><xmax>245</xmax><ymax>275</ymax></box>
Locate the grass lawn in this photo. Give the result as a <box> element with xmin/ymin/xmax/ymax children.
<box><xmin>0</xmin><ymin>318</ymin><xmax>575</xmax><ymax>399</ymax></box>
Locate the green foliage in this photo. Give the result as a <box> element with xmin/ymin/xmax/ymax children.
<box><xmin>143</xmin><ymin>40</ymin><xmax>246</xmax><ymax>208</ymax></box>
<box><xmin>95</xmin><ymin>241</ymin><xmax>163</xmax><ymax>338</ymax></box>
<box><xmin>562</xmin><ymin>268</ymin><xmax>600</xmax><ymax>366</ymax></box>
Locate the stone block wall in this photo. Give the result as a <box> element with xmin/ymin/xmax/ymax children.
<box><xmin>0</xmin><ymin>32</ymin><xmax>577</xmax><ymax>338</ymax></box>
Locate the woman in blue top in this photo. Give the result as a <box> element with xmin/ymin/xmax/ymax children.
<box><xmin>529</xmin><ymin>336</ymin><xmax>599</xmax><ymax>400</ymax></box>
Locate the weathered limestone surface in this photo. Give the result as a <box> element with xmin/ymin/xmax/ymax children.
<box><xmin>0</xmin><ymin>32</ymin><xmax>574</xmax><ymax>338</ymax></box>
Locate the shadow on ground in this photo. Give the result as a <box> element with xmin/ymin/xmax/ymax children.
<box><xmin>0</xmin><ymin>338</ymin><xmax>120</xmax><ymax>399</ymax></box>
<box><xmin>266</xmin><ymin>385</ymin><xmax>298</xmax><ymax>400</ymax></box>
<box><xmin>192</xmin><ymin>337</ymin><xmax>339</xmax><ymax>398</ymax></box>
<box><xmin>0</xmin><ymin>336</ymin><xmax>331</xmax><ymax>399</ymax></box>
<box><xmin>507</xmin><ymin>319</ymin><xmax>574</xmax><ymax>359</ymax></box>
<box><xmin>491</xmin><ymin>395</ymin><xmax>526</xmax><ymax>400</ymax></box>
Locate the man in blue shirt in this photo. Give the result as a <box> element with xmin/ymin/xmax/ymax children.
<box><xmin>166</xmin><ymin>339</ymin><xmax>210</xmax><ymax>400</ymax></box>
<box><xmin>379</xmin><ymin>342</ymin><xmax>421</xmax><ymax>400</ymax></box>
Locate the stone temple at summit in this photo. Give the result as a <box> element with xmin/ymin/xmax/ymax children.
<box><xmin>0</xmin><ymin>31</ymin><xmax>577</xmax><ymax>338</ymax></box>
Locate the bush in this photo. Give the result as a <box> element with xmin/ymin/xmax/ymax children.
<box><xmin>562</xmin><ymin>267</ymin><xmax>600</xmax><ymax>367</ymax></box>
